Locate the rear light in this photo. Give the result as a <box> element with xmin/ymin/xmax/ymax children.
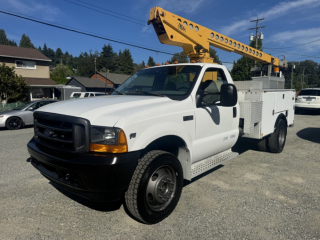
<box><xmin>295</xmin><ymin>90</ymin><xmax>301</xmax><ymax>101</ymax></box>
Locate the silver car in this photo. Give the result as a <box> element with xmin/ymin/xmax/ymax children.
<box><xmin>0</xmin><ymin>100</ymin><xmax>58</xmax><ymax>130</ymax></box>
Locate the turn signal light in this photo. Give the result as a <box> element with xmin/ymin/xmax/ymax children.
<box><xmin>174</xmin><ymin>61</ymin><xmax>178</xmax><ymax>64</ymax></box>
<box><xmin>90</xmin><ymin>129</ymin><xmax>128</xmax><ymax>153</ymax></box>
<box><xmin>156</xmin><ymin>63</ymin><xmax>161</xmax><ymax>66</ymax></box>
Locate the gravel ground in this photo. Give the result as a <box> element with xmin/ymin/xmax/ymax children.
<box><xmin>0</xmin><ymin>112</ymin><xmax>320</xmax><ymax>240</ymax></box>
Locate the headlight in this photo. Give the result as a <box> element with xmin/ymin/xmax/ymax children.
<box><xmin>90</xmin><ymin>126</ymin><xmax>128</xmax><ymax>153</ymax></box>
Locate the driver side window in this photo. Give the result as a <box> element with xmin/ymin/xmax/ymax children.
<box><xmin>197</xmin><ymin>68</ymin><xmax>227</xmax><ymax>106</ymax></box>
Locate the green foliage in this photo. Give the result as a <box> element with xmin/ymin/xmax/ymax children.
<box><xmin>0</xmin><ymin>29</ymin><xmax>17</xmax><ymax>46</ymax></box>
<box><xmin>98</xmin><ymin>44</ymin><xmax>117</xmax><ymax>73</ymax></box>
<box><xmin>19</xmin><ymin>34</ymin><xmax>35</xmax><ymax>48</ymax></box>
<box><xmin>283</xmin><ymin>60</ymin><xmax>320</xmax><ymax>91</ymax></box>
<box><xmin>167</xmin><ymin>52</ymin><xmax>189</xmax><ymax>64</ymax></box>
<box><xmin>133</xmin><ymin>61</ymin><xmax>146</xmax><ymax>73</ymax></box>
<box><xmin>0</xmin><ymin>63</ymin><xmax>29</xmax><ymax>103</ymax></box>
<box><xmin>76</xmin><ymin>50</ymin><xmax>99</xmax><ymax>77</ymax></box>
<box><xmin>231</xmin><ymin>38</ymin><xmax>261</xmax><ymax>81</ymax></box>
<box><xmin>231</xmin><ymin>57</ymin><xmax>254</xmax><ymax>81</ymax></box>
<box><xmin>209</xmin><ymin>48</ymin><xmax>221</xmax><ymax>64</ymax></box>
<box><xmin>147</xmin><ymin>56</ymin><xmax>156</xmax><ymax>67</ymax></box>
<box><xmin>50</xmin><ymin>64</ymin><xmax>74</xmax><ymax>79</ymax></box>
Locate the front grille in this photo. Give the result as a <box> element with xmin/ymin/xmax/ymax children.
<box><xmin>34</xmin><ymin>112</ymin><xmax>90</xmax><ymax>154</ymax></box>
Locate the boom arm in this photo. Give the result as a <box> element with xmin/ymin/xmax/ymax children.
<box><xmin>148</xmin><ymin>6</ymin><xmax>287</xmax><ymax>69</ymax></box>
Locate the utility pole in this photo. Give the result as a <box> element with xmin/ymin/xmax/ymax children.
<box><xmin>94</xmin><ymin>58</ymin><xmax>97</xmax><ymax>78</ymax></box>
<box><xmin>291</xmin><ymin>63</ymin><xmax>295</xmax><ymax>89</ymax></box>
<box><xmin>249</xmin><ymin>18</ymin><xmax>266</xmax><ymax>67</ymax></box>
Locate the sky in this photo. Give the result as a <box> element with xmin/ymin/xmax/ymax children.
<box><xmin>1</xmin><ymin>0</ymin><xmax>320</xmax><ymax>70</ymax></box>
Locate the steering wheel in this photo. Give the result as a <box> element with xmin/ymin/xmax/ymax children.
<box><xmin>177</xmin><ymin>87</ymin><xmax>188</xmax><ymax>92</ymax></box>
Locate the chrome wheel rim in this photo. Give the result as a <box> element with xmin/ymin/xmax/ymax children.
<box><xmin>146</xmin><ymin>165</ymin><xmax>177</xmax><ymax>212</ymax></box>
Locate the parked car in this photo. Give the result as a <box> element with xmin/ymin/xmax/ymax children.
<box><xmin>295</xmin><ymin>88</ymin><xmax>320</xmax><ymax>113</ymax></box>
<box><xmin>0</xmin><ymin>100</ymin><xmax>58</xmax><ymax>130</ymax></box>
<box><xmin>70</xmin><ymin>92</ymin><xmax>106</xmax><ymax>99</ymax></box>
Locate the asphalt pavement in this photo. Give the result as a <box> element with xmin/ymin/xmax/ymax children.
<box><xmin>0</xmin><ymin>112</ymin><xmax>319</xmax><ymax>240</ymax></box>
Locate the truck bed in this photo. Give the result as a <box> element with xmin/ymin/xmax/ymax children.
<box><xmin>234</xmin><ymin>81</ymin><xmax>295</xmax><ymax>139</ymax></box>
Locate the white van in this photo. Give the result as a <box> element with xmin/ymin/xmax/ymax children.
<box><xmin>70</xmin><ymin>92</ymin><xmax>106</xmax><ymax>99</ymax></box>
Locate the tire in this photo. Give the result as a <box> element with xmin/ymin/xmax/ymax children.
<box><xmin>125</xmin><ymin>150</ymin><xmax>183</xmax><ymax>224</ymax></box>
<box><xmin>268</xmin><ymin>118</ymin><xmax>287</xmax><ymax>153</ymax></box>
<box><xmin>257</xmin><ymin>138</ymin><xmax>268</xmax><ymax>152</ymax></box>
<box><xmin>6</xmin><ymin>117</ymin><xmax>23</xmax><ymax>130</ymax></box>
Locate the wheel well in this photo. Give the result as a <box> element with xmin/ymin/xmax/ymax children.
<box><xmin>6</xmin><ymin>116</ymin><xmax>24</xmax><ymax>126</ymax></box>
<box><xmin>142</xmin><ymin>135</ymin><xmax>187</xmax><ymax>157</ymax></box>
<box><xmin>275</xmin><ymin>113</ymin><xmax>287</xmax><ymax>128</ymax></box>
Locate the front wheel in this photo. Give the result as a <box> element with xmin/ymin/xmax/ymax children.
<box><xmin>268</xmin><ymin>119</ymin><xmax>287</xmax><ymax>153</ymax></box>
<box><xmin>125</xmin><ymin>150</ymin><xmax>183</xmax><ymax>224</ymax></box>
<box><xmin>6</xmin><ymin>117</ymin><xmax>23</xmax><ymax>130</ymax></box>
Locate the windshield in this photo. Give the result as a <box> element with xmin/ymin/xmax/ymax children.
<box><xmin>113</xmin><ymin>65</ymin><xmax>202</xmax><ymax>100</ymax></box>
<box><xmin>12</xmin><ymin>102</ymin><xmax>31</xmax><ymax>110</ymax></box>
<box><xmin>299</xmin><ymin>89</ymin><xmax>320</xmax><ymax>96</ymax></box>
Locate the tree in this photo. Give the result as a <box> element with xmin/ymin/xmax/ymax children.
<box><xmin>19</xmin><ymin>34</ymin><xmax>35</xmax><ymax>48</ymax></box>
<box><xmin>0</xmin><ymin>29</ymin><xmax>17</xmax><ymax>46</ymax></box>
<box><xmin>0</xmin><ymin>63</ymin><xmax>29</xmax><ymax>103</ymax></box>
<box><xmin>231</xmin><ymin>37</ymin><xmax>262</xmax><ymax>81</ymax></box>
<box><xmin>76</xmin><ymin>50</ymin><xmax>99</xmax><ymax>77</ymax></box>
<box><xmin>167</xmin><ymin>52</ymin><xmax>188</xmax><ymax>64</ymax></box>
<box><xmin>134</xmin><ymin>61</ymin><xmax>146</xmax><ymax>73</ymax></box>
<box><xmin>98</xmin><ymin>44</ymin><xmax>117</xmax><ymax>73</ymax></box>
<box><xmin>51</xmin><ymin>64</ymin><xmax>74</xmax><ymax>79</ymax></box>
<box><xmin>209</xmin><ymin>48</ymin><xmax>221</xmax><ymax>64</ymax></box>
<box><xmin>147</xmin><ymin>56</ymin><xmax>156</xmax><ymax>67</ymax></box>
<box><xmin>42</xmin><ymin>43</ymin><xmax>48</xmax><ymax>57</ymax></box>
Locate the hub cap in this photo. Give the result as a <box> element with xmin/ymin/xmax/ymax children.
<box><xmin>146</xmin><ymin>165</ymin><xmax>177</xmax><ymax>212</ymax></box>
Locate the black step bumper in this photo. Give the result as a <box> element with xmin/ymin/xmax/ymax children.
<box><xmin>27</xmin><ymin>138</ymin><xmax>141</xmax><ymax>202</ymax></box>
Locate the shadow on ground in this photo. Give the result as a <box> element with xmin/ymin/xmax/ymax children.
<box><xmin>296</xmin><ymin>128</ymin><xmax>320</xmax><ymax>144</ymax></box>
<box><xmin>50</xmin><ymin>182</ymin><xmax>123</xmax><ymax>212</ymax></box>
<box><xmin>295</xmin><ymin>110</ymin><xmax>320</xmax><ymax>116</ymax></box>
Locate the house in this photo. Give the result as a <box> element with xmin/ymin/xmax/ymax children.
<box><xmin>0</xmin><ymin>44</ymin><xmax>57</xmax><ymax>101</ymax></box>
<box><xmin>66</xmin><ymin>76</ymin><xmax>113</xmax><ymax>93</ymax></box>
<box><xmin>90</xmin><ymin>72</ymin><xmax>131</xmax><ymax>89</ymax></box>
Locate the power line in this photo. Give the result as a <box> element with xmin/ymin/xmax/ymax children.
<box><xmin>64</xmin><ymin>0</ymin><xmax>145</xmax><ymax>26</ymax></box>
<box><xmin>264</xmin><ymin>47</ymin><xmax>320</xmax><ymax>59</ymax></box>
<box><xmin>0</xmin><ymin>9</ymin><xmax>175</xmax><ymax>56</ymax></box>
<box><xmin>263</xmin><ymin>38</ymin><xmax>320</xmax><ymax>49</ymax></box>
<box><xmin>72</xmin><ymin>0</ymin><xmax>145</xmax><ymax>24</ymax></box>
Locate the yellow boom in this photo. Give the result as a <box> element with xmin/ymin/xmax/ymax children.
<box><xmin>148</xmin><ymin>6</ymin><xmax>287</xmax><ymax>69</ymax></box>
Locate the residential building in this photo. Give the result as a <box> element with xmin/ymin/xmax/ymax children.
<box><xmin>90</xmin><ymin>72</ymin><xmax>131</xmax><ymax>89</ymax></box>
<box><xmin>66</xmin><ymin>76</ymin><xmax>113</xmax><ymax>93</ymax></box>
<box><xmin>0</xmin><ymin>44</ymin><xmax>57</xmax><ymax>100</ymax></box>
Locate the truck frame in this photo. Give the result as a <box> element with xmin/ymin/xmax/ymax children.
<box><xmin>27</xmin><ymin>7</ymin><xmax>295</xmax><ymax>224</ymax></box>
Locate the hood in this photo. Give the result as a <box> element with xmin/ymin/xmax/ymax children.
<box><xmin>37</xmin><ymin>95</ymin><xmax>174</xmax><ymax>127</ymax></box>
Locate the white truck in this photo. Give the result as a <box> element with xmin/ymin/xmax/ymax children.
<box><xmin>27</xmin><ymin>63</ymin><xmax>295</xmax><ymax>224</ymax></box>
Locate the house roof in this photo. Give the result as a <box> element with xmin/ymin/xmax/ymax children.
<box><xmin>0</xmin><ymin>45</ymin><xmax>51</xmax><ymax>62</ymax></box>
<box><xmin>68</xmin><ymin>76</ymin><xmax>113</xmax><ymax>88</ymax></box>
<box><xmin>24</xmin><ymin>78</ymin><xmax>57</xmax><ymax>86</ymax></box>
<box><xmin>97</xmin><ymin>72</ymin><xmax>131</xmax><ymax>85</ymax></box>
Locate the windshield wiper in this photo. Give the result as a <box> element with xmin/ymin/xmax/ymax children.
<box><xmin>114</xmin><ymin>91</ymin><xmax>126</xmax><ymax>95</ymax></box>
<box><xmin>127</xmin><ymin>91</ymin><xmax>166</xmax><ymax>97</ymax></box>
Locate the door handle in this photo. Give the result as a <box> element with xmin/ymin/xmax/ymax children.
<box><xmin>183</xmin><ymin>115</ymin><xmax>194</xmax><ymax>121</ymax></box>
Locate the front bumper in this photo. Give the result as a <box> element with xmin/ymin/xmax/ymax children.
<box><xmin>27</xmin><ymin>138</ymin><xmax>141</xmax><ymax>202</ymax></box>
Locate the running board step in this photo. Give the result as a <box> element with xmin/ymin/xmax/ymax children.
<box><xmin>191</xmin><ymin>149</ymin><xmax>238</xmax><ymax>179</ymax></box>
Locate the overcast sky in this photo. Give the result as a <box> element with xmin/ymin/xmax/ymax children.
<box><xmin>1</xmin><ymin>0</ymin><xmax>320</xmax><ymax>69</ymax></box>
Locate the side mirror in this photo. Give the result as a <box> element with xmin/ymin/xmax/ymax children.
<box><xmin>27</xmin><ymin>107</ymin><xmax>34</xmax><ymax>111</ymax></box>
<box><xmin>220</xmin><ymin>84</ymin><xmax>238</xmax><ymax>107</ymax></box>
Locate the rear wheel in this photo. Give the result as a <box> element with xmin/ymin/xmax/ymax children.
<box><xmin>125</xmin><ymin>150</ymin><xmax>183</xmax><ymax>224</ymax></box>
<box><xmin>268</xmin><ymin>119</ymin><xmax>287</xmax><ymax>153</ymax></box>
<box><xmin>6</xmin><ymin>117</ymin><xmax>23</xmax><ymax>130</ymax></box>
<box><xmin>257</xmin><ymin>138</ymin><xmax>268</xmax><ymax>152</ymax></box>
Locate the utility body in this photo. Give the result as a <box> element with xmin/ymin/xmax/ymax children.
<box><xmin>27</xmin><ymin>7</ymin><xmax>294</xmax><ymax>224</ymax></box>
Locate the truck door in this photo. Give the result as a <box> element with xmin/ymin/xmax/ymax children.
<box><xmin>192</xmin><ymin>67</ymin><xmax>239</xmax><ymax>162</ymax></box>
